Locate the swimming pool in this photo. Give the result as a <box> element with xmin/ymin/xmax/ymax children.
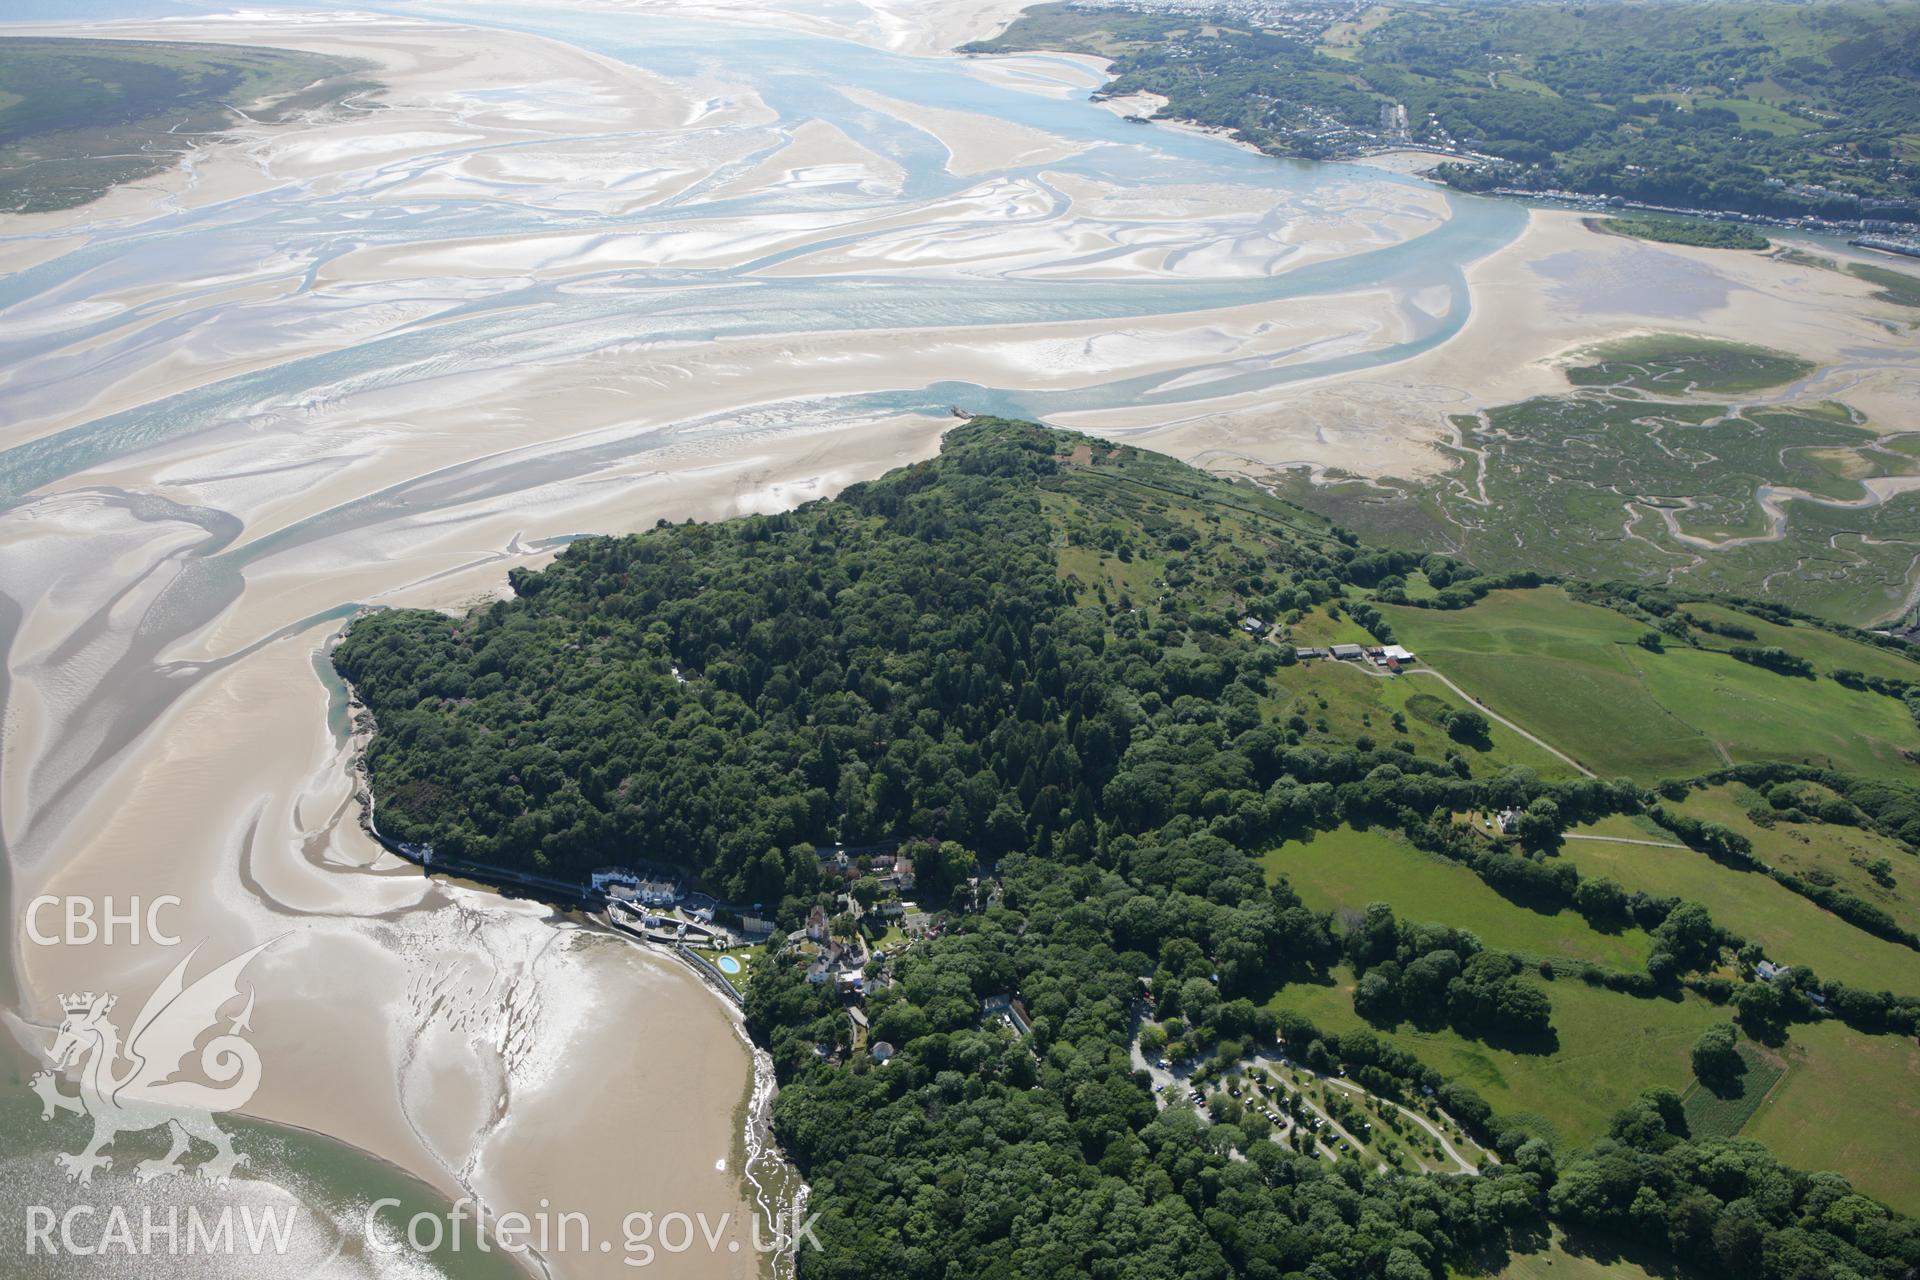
<box><xmin>716</xmin><ymin>955</ymin><xmax>743</xmax><ymax>976</ymax></box>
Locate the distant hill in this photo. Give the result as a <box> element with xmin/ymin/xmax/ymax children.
<box><xmin>0</xmin><ymin>38</ymin><xmax>373</xmax><ymax>213</ymax></box>
<box><xmin>969</xmin><ymin>0</ymin><xmax>1920</xmax><ymax>224</ymax></box>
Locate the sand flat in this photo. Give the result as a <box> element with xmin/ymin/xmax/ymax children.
<box><xmin>838</xmin><ymin>85</ymin><xmax>1092</xmax><ymax>175</ymax></box>
<box><xmin>482</xmin><ymin>0</ymin><xmax>1036</xmax><ymax>56</ymax></box>
<box><xmin>1072</xmin><ymin>207</ymin><xmax>1920</xmax><ymax>481</ymax></box>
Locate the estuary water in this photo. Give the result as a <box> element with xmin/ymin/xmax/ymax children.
<box><xmin>0</xmin><ymin>4</ymin><xmax>1523</xmax><ymax>501</ymax></box>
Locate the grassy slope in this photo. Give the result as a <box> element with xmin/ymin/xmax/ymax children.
<box><xmin>1382</xmin><ymin>589</ymin><xmax>1717</xmax><ymax>778</ymax></box>
<box><xmin>1482</xmin><ymin>1226</ymin><xmax>1677</xmax><ymax>1280</ymax></box>
<box><xmin>1677</xmin><ymin>782</ymin><xmax>1920</xmax><ymax>937</ymax></box>
<box><xmin>1629</xmin><ymin>644</ymin><xmax>1919</xmax><ymax>785</ymax></box>
<box><xmin>1289</xmin><ymin>606</ymin><xmax>1389</xmax><ymax>649</ymax></box>
<box><xmin>1382</xmin><ymin>588</ymin><xmax>1920</xmax><ymax>784</ymax></box>
<box><xmin>1267</xmin><ymin>656</ymin><xmax>1586</xmax><ymax>782</ymax></box>
<box><xmin>1680</xmin><ymin>601</ymin><xmax>1920</xmax><ymax>686</ymax></box>
<box><xmin>1263</xmin><ymin>963</ymin><xmax>1722</xmax><ymax>1149</ymax></box>
<box><xmin>1263</xmin><ymin>826</ymin><xmax>1653</xmax><ymax>970</ymax></box>
<box><xmin>1557</xmin><ymin>837</ymin><xmax>1920</xmax><ymax>992</ymax></box>
<box><xmin>1744</xmin><ymin>1018</ymin><xmax>1920</xmax><ymax>1213</ymax></box>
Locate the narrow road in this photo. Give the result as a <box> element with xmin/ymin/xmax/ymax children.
<box><xmin>1402</xmin><ymin>668</ymin><xmax>1596</xmax><ymax>778</ymax></box>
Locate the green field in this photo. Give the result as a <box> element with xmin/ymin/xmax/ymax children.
<box><xmin>1264</xmin><ymin>964</ymin><xmax>1722</xmax><ymax>1149</ymax></box>
<box><xmin>1381</xmin><ymin>588</ymin><xmax>1920</xmax><ymax>783</ymax></box>
<box><xmin>1676</xmin><ymin>783</ymin><xmax>1920</xmax><ymax>938</ymax></box>
<box><xmin>1384</xmin><ymin>589</ymin><xmax>1717</xmax><ymax>778</ymax></box>
<box><xmin>1678</xmin><ymin>602</ymin><xmax>1920</xmax><ymax>687</ymax></box>
<box><xmin>1558</xmin><ymin>836</ymin><xmax>1920</xmax><ymax>993</ymax></box>
<box><xmin>1286</xmin><ymin>605</ymin><xmax>1383</xmax><ymax>650</ymax></box>
<box><xmin>1745</xmin><ymin>1019</ymin><xmax>1920</xmax><ymax>1213</ymax></box>
<box><xmin>1263</xmin><ymin>826</ymin><xmax>1653</xmax><ymax>970</ymax></box>
<box><xmin>0</xmin><ymin>38</ymin><xmax>371</xmax><ymax>212</ymax></box>
<box><xmin>1475</xmin><ymin>1227</ymin><xmax>1678</xmax><ymax>1280</ymax></box>
<box><xmin>1267</xmin><ymin>655</ymin><xmax>1585</xmax><ymax>781</ymax></box>
<box><xmin>1630</xmin><ymin>645</ymin><xmax>1920</xmax><ymax>785</ymax></box>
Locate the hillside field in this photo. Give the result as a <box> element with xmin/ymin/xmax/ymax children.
<box><xmin>1263</xmin><ymin>826</ymin><xmax>1654</xmax><ymax>971</ymax></box>
<box><xmin>1381</xmin><ymin>588</ymin><xmax>1920</xmax><ymax>783</ymax></box>
<box><xmin>1676</xmin><ymin>782</ymin><xmax>1920</xmax><ymax>938</ymax></box>
<box><xmin>1557</xmin><ymin>835</ymin><xmax>1920</xmax><ymax>992</ymax></box>
<box><xmin>1266</xmin><ymin>652</ymin><xmax>1586</xmax><ymax>781</ymax></box>
<box><xmin>1261</xmin><ymin>963</ymin><xmax>1722</xmax><ymax>1150</ymax></box>
<box><xmin>1745</xmin><ymin>1019</ymin><xmax>1920</xmax><ymax>1214</ymax></box>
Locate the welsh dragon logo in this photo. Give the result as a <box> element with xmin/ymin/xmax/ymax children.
<box><xmin>32</xmin><ymin>938</ymin><xmax>278</xmax><ymax>1186</ymax></box>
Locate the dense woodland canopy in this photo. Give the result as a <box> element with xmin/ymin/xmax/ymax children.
<box><xmin>338</xmin><ymin>421</ymin><xmax>1920</xmax><ymax>1278</ymax></box>
<box><xmin>337</xmin><ymin>419</ymin><xmax>1376</xmax><ymax>905</ymax></box>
